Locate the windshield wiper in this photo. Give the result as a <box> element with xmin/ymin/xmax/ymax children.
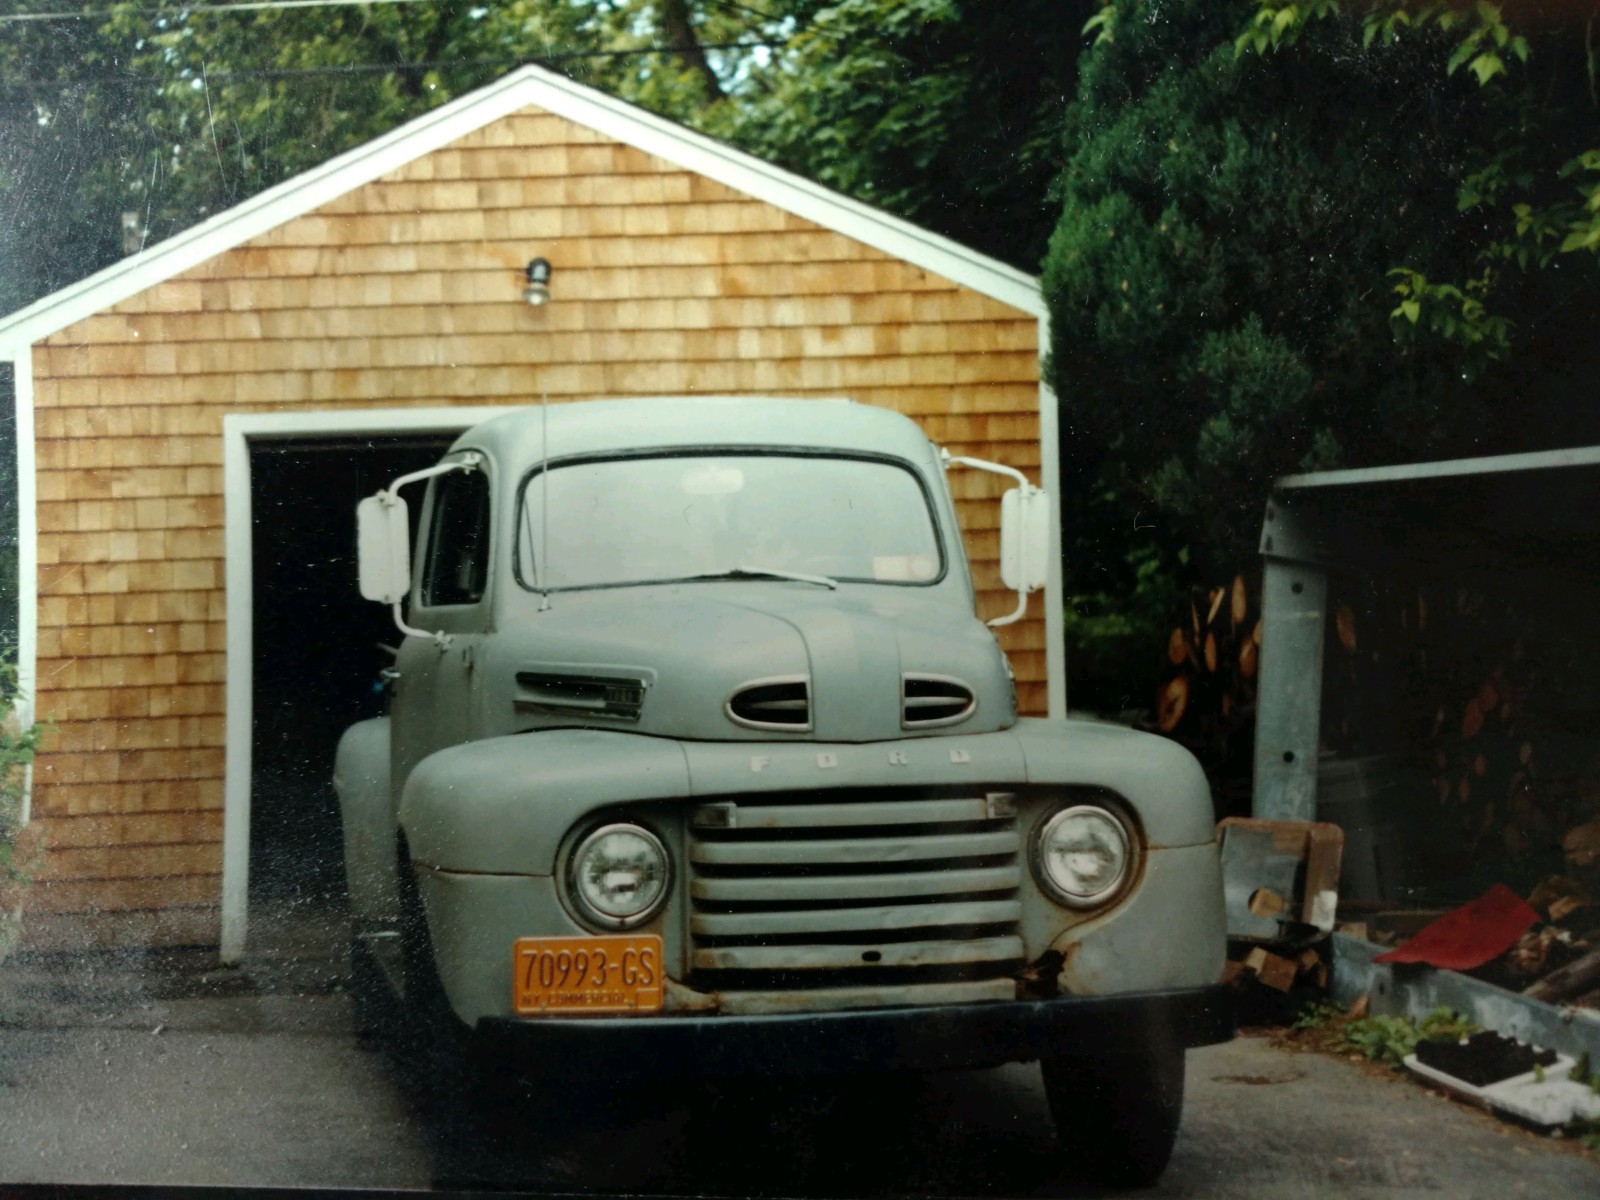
<box><xmin>675</xmin><ymin>564</ymin><xmax>839</xmax><ymax>590</ymax></box>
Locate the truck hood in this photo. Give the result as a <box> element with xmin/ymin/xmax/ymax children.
<box><xmin>482</xmin><ymin>582</ymin><xmax>1016</xmax><ymax>742</ymax></box>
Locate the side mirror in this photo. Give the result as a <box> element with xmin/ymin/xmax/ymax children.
<box><xmin>998</xmin><ymin>486</ymin><xmax>1050</xmax><ymax>595</ymax></box>
<box><xmin>357</xmin><ymin>494</ymin><xmax>411</xmax><ymax>605</ymax></box>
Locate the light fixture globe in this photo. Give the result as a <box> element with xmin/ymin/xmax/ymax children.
<box><xmin>523</xmin><ymin>256</ymin><xmax>553</xmax><ymax>306</ymax></box>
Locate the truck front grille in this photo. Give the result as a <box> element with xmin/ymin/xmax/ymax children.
<box><xmin>686</xmin><ymin>789</ymin><xmax>1024</xmax><ymax>992</ymax></box>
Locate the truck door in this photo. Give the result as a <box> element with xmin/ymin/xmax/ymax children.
<box><xmin>390</xmin><ymin>460</ymin><xmax>493</xmax><ymax>807</ymax></box>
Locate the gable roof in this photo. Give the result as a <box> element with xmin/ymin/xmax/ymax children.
<box><xmin>0</xmin><ymin>62</ymin><xmax>1042</xmax><ymax>355</ymax></box>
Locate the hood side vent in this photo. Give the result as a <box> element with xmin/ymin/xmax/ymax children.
<box><xmin>727</xmin><ymin>676</ymin><xmax>811</xmax><ymax>732</ymax></box>
<box><xmin>516</xmin><ymin>672</ymin><xmax>647</xmax><ymax>722</ymax></box>
<box><xmin>902</xmin><ymin>674</ymin><xmax>976</xmax><ymax>729</ymax></box>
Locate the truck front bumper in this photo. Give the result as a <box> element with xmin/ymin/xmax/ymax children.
<box><xmin>474</xmin><ymin>984</ymin><xmax>1235</xmax><ymax>1081</ymax></box>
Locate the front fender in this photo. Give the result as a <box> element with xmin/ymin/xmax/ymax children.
<box><xmin>333</xmin><ymin>717</ymin><xmax>397</xmax><ymax>925</ymax></box>
<box><xmin>1009</xmin><ymin>717</ymin><xmax>1216</xmax><ymax>848</ymax></box>
<box><xmin>399</xmin><ymin>729</ymin><xmax>691</xmax><ymax>874</ymax></box>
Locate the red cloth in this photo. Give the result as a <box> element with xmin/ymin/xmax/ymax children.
<box><xmin>1373</xmin><ymin>884</ymin><xmax>1540</xmax><ymax>970</ymax></box>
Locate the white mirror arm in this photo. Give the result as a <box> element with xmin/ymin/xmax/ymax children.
<box><xmin>941</xmin><ymin>450</ymin><xmax>1042</xmax><ymax>628</ymax></box>
<box><xmin>392</xmin><ymin>601</ymin><xmax>452</xmax><ymax>650</ymax></box>
<box><xmin>374</xmin><ymin>452</ymin><xmax>480</xmax><ymax>649</ymax></box>
<box><xmin>941</xmin><ymin>450</ymin><xmax>1031</xmax><ymax>491</ymax></box>
<box><xmin>376</xmin><ymin>452</ymin><xmax>482</xmax><ymax>507</ymax></box>
<box><xmin>987</xmin><ymin>591</ymin><xmax>1029</xmax><ymax>629</ymax></box>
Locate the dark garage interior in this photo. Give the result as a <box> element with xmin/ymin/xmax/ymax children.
<box><xmin>249</xmin><ymin>434</ymin><xmax>456</xmax><ymax>911</ymax></box>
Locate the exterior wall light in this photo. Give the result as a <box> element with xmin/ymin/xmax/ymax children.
<box><xmin>524</xmin><ymin>257</ymin><xmax>553</xmax><ymax>306</ymax></box>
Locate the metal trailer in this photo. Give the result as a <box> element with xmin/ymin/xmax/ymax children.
<box><xmin>1252</xmin><ymin>445</ymin><xmax>1600</xmax><ymax>1059</ymax></box>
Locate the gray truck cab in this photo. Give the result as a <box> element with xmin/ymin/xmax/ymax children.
<box><xmin>334</xmin><ymin>396</ymin><xmax>1231</xmax><ymax>1185</ymax></box>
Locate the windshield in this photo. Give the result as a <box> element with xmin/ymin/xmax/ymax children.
<box><xmin>516</xmin><ymin>453</ymin><xmax>943</xmax><ymax>591</ymax></box>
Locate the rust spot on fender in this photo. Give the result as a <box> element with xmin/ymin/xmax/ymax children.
<box><xmin>663</xmin><ymin>979</ymin><xmax>720</xmax><ymax>1014</ymax></box>
<box><xmin>1016</xmin><ymin>949</ymin><xmax>1063</xmax><ymax>999</ymax></box>
<box><xmin>1053</xmin><ymin>939</ymin><xmax>1106</xmax><ymax>996</ymax></box>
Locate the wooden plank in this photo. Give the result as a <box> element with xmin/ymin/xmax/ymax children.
<box><xmin>26</xmin><ymin>685</ymin><xmax>150</xmax><ymax>723</ymax></box>
<box><xmin>24</xmin><ymin>874</ymin><xmax>221</xmax><ymax>913</ymax></box>
<box><xmin>456</xmin><ymin>111</ymin><xmax>608</xmax><ymax>149</ymax></box>
<box><xmin>30</xmin><ymin>810</ymin><xmax>223</xmax><ymax>850</ymax></box>
<box><xmin>1015</xmin><ymin>682</ymin><xmax>1048</xmax><ymax>717</ymax></box>
<box><xmin>29</xmin><ymin>746</ymin><xmax>225</xmax><ymax>786</ymax></box>
<box><xmin>38</xmin><ymin>842</ymin><xmax>222</xmax><ymax>883</ymax></box>
<box><xmin>22</xmin><ymin>683</ymin><xmax>221</xmax><ymax>724</ymax></box>
<box><xmin>127</xmin><ymin>325</ymin><xmax>1033</xmax><ymax>379</ymax></box>
<box><xmin>43</xmin><ymin>715</ymin><xmax>224</xmax><ymax>755</ymax></box>
<box><xmin>164</xmin><ymin>262</ymin><xmax>976</xmax><ymax>310</ymax></box>
<box><xmin>68</xmin><ymin>295</ymin><xmax>1031</xmax><ymax>343</ymax></box>
<box><xmin>34</xmin><ymin>649</ymin><xmax>223</xmax><ymax>690</ymax></box>
<box><xmin>41</xmin><ymin>406</ymin><xmax>223</xmax><ymax>439</ymax></box>
<box><xmin>21</xmin><ymin>906</ymin><xmax>220</xmax><ymax>950</ymax></box>
<box><xmin>57</xmin><ymin>590</ymin><xmax>218</xmax><ymax>625</ymax></box>
<box><xmin>999</xmin><ymin>647</ymin><xmax>1048</xmax><ymax>676</ymax></box>
<box><xmin>49</xmin><ymin>622</ymin><xmax>223</xmax><ymax>657</ymax></box>
<box><xmin>30</xmin><ymin>778</ymin><xmax>220</xmax><ymax>818</ymax></box>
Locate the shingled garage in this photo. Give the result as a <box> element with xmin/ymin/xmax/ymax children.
<box><xmin>0</xmin><ymin>64</ymin><xmax>1060</xmax><ymax>959</ymax></box>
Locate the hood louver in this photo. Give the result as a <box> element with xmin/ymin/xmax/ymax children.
<box><xmin>515</xmin><ymin>671</ymin><xmax>647</xmax><ymax>722</ymax></box>
<box><xmin>902</xmin><ymin>674</ymin><xmax>976</xmax><ymax>729</ymax></box>
<box><xmin>727</xmin><ymin>676</ymin><xmax>811</xmax><ymax>732</ymax></box>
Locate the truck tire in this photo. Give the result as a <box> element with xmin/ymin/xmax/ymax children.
<box><xmin>347</xmin><ymin>932</ymin><xmax>389</xmax><ymax>1044</ymax></box>
<box><xmin>396</xmin><ymin>846</ymin><xmax>473</xmax><ymax>1083</ymax></box>
<box><xmin>1041</xmin><ymin>1047</ymin><xmax>1185</xmax><ymax>1187</ymax></box>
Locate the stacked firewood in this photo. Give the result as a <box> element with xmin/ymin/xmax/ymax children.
<box><xmin>1155</xmin><ymin>574</ymin><xmax>1261</xmax><ymax>736</ymax></box>
<box><xmin>1153</xmin><ymin>575</ymin><xmax>1262</xmax><ymax>819</ymax></box>
<box><xmin>1321</xmin><ymin>579</ymin><xmax>1600</xmax><ymax>896</ymax></box>
<box><xmin>1150</xmin><ymin>563</ymin><xmax>1600</xmax><ymax>1008</ymax></box>
<box><xmin>1153</xmin><ymin>566</ymin><xmax>1600</xmax><ymax>896</ymax></box>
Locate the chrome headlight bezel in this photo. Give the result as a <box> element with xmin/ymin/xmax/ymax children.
<box><xmin>564</xmin><ymin>821</ymin><xmax>673</xmax><ymax>931</ymax></box>
<box><xmin>1030</xmin><ymin>802</ymin><xmax>1135</xmax><ymax>910</ymax></box>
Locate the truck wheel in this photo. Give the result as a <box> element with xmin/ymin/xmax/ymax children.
<box><xmin>1041</xmin><ymin>1047</ymin><xmax>1185</xmax><ymax>1187</ymax></box>
<box><xmin>396</xmin><ymin>847</ymin><xmax>472</xmax><ymax>1082</ymax></box>
<box><xmin>347</xmin><ymin>932</ymin><xmax>389</xmax><ymax>1044</ymax></box>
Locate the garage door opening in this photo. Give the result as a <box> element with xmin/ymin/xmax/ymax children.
<box><xmin>248</xmin><ymin>435</ymin><xmax>454</xmax><ymax>915</ymax></box>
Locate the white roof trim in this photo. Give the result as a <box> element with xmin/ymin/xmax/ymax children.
<box><xmin>0</xmin><ymin>63</ymin><xmax>1040</xmax><ymax>351</ymax></box>
<box><xmin>1278</xmin><ymin>443</ymin><xmax>1600</xmax><ymax>492</ymax></box>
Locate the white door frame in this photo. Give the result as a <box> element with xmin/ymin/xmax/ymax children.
<box><xmin>220</xmin><ymin>406</ymin><xmax>517</xmax><ymax>962</ymax></box>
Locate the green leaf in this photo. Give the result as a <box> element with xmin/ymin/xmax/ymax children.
<box><xmin>1561</xmin><ymin>227</ymin><xmax>1600</xmax><ymax>253</ymax></box>
<box><xmin>1398</xmin><ymin>300</ymin><xmax>1421</xmax><ymax>323</ymax></box>
<box><xmin>1469</xmin><ymin>53</ymin><xmax>1505</xmax><ymax>86</ymax></box>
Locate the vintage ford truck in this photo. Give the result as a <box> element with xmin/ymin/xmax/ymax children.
<box><xmin>334</xmin><ymin>396</ymin><xmax>1231</xmax><ymax>1184</ymax></box>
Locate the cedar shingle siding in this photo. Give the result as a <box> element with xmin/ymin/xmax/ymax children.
<box><xmin>24</xmin><ymin>103</ymin><xmax>1043</xmax><ymax>945</ymax></box>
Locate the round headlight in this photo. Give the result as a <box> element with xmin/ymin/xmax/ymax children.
<box><xmin>567</xmin><ymin>823</ymin><xmax>671</xmax><ymax>930</ymax></box>
<box><xmin>1032</xmin><ymin>805</ymin><xmax>1132</xmax><ymax>909</ymax></box>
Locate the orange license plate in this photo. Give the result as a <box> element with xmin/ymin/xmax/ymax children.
<box><xmin>512</xmin><ymin>934</ymin><xmax>664</xmax><ymax>1015</ymax></box>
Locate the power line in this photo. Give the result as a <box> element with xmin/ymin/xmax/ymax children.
<box><xmin>0</xmin><ymin>0</ymin><xmax>438</xmax><ymax>20</ymax></box>
<box><xmin>0</xmin><ymin>40</ymin><xmax>789</xmax><ymax>90</ymax></box>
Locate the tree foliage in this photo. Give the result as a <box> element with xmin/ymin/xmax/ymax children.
<box><xmin>1045</xmin><ymin>0</ymin><xmax>1600</xmax><ymax>638</ymax></box>
<box><xmin>1242</xmin><ymin>2</ymin><xmax>1600</xmax><ymax>350</ymax></box>
<box><xmin>0</xmin><ymin>1</ymin><xmax>1081</xmax><ymax>316</ymax></box>
<box><xmin>703</xmin><ymin>0</ymin><xmax>1088</xmax><ymax>268</ymax></box>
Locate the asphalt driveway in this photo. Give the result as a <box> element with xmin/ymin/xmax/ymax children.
<box><xmin>0</xmin><ymin>906</ymin><xmax>1596</xmax><ymax>1197</ymax></box>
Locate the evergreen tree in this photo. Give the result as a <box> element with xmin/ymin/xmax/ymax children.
<box><xmin>1044</xmin><ymin>0</ymin><xmax>1599</xmax><ymax>706</ymax></box>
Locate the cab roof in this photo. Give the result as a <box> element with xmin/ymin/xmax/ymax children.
<box><xmin>451</xmin><ymin>396</ymin><xmax>940</xmax><ymax>466</ymax></box>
